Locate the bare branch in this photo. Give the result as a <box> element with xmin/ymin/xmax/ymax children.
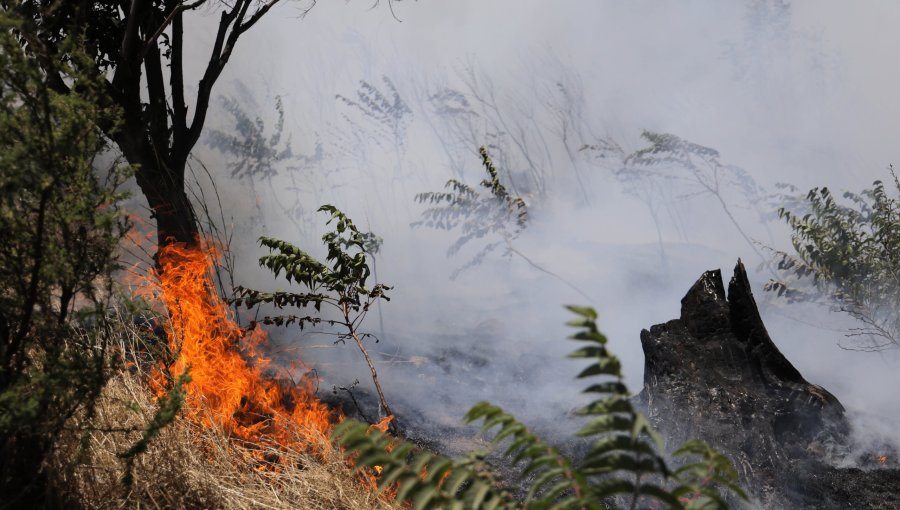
<box><xmin>184</xmin><ymin>0</ymin><xmax>290</xmax><ymax>158</ymax></box>
<box><xmin>235</xmin><ymin>0</ymin><xmax>283</xmax><ymax>37</ymax></box>
<box><xmin>120</xmin><ymin>0</ymin><xmax>148</xmax><ymax>66</ymax></box>
<box><xmin>140</xmin><ymin>0</ymin><xmax>207</xmax><ymax>60</ymax></box>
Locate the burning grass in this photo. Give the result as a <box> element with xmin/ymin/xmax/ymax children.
<box><xmin>46</xmin><ymin>317</ymin><xmax>396</xmax><ymax>510</ymax></box>
<box><xmin>39</xmin><ymin>235</ymin><xmax>401</xmax><ymax>509</ymax></box>
<box><xmin>144</xmin><ymin>240</ymin><xmax>338</xmax><ymax>451</ymax></box>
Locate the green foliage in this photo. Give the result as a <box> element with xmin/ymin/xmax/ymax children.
<box><xmin>0</xmin><ymin>13</ymin><xmax>189</xmax><ymax>504</ymax></box>
<box><xmin>0</xmin><ymin>15</ymin><xmax>133</xmax><ymax>506</ymax></box>
<box><xmin>232</xmin><ymin>205</ymin><xmax>390</xmax><ymax>323</ymax></box>
<box><xmin>231</xmin><ymin>205</ymin><xmax>397</xmax><ymax>431</ymax></box>
<box><xmin>414</xmin><ymin>146</ymin><xmax>529</xmax><ymax>278</ymax></box>
<box><xmin>334</xmin><ymin>419</ymin><xmax>518</xmax><ymax>510</ymax></box>
<box><xmin>765</xmin><ymin>169</ymin><xmax>900</xmax><ymax>350</ymax></box>
<box><xmin>334</xmin><ymin>306</ymin><xmax>746</xmax><ymax>509</ymax></box>
<box><xmin>670</xmin><ymin>441</ymin><xmax>746</xmax><ymax>510</ymax></box>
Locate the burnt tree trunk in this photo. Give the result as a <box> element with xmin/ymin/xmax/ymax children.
<box><xmin>637</xmin><ymin>260</ymin><xmax>900</xmax><ymax>509</ymax></box>
<box><xmin>134</xmin><ymin>160</ymin><xmax>199</xmax><ymax>247</ymax></box>
<box><xmin>110</xmin><ymin>2</ymin><xmax>202</xmax><ymax>249</ymax></box>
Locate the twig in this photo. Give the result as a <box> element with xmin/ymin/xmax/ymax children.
<box><xmin>333</xmin><ymin>381</ymin><xmax>373</xmax><ymax>424</ymax></box>
<box><xmin>503</xmin><ymin>239</ymin><xmax>594</xmax><ymax>303</ymax></box>
<box><xmin>342</xmin><ymin>303</ymin><xmax>400</xmax><ymax>435</ymax></box>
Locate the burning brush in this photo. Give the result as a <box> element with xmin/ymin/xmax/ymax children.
<box><xmin>141</xmin><ymin>239</ymin><xmax>338</xmax><ymax>459</ymax></box>
<box><xmin>132</xmin><ymin>213</ymin><xmax>399</xmax><ymax>498</ymax></box>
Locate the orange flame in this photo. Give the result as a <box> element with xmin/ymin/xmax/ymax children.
<box><xmin>879</xmin><ymin>455</ymin><xmax>888</xmax><ymax>465</ymax></box>
<box><xmin>144</xmin><ymin>239</ymin><xmax>338</xmax><ymax>457</ymax></box>
<box><xmin>368</xmin><ymin>415</ymin><xmax>395</xmax><ymax>476</ymax></box>
<box><xmin>370</xmin><ymin>415</ymin><xmax>395</xmax><ymax>434</ymax></box>
<box><xmin>135</xmin><ymin>238</ymin><xmax>398</xmax><ymax>500</ymax></box>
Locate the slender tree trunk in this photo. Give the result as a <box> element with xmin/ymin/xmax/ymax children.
<box><xmin>133</xmin><ymin>161</ymin><xmax>200</xmax><ymax>248</ymax></box>
<box><xmin>113</xmin><ymin>120</ymin><xmax>199</xmax><ymax>250</ymax></box>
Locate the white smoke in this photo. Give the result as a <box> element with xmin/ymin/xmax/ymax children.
<box><xmin>171</xmin><ymin>0</ymin><xmax>900</xmax><ymax>449</ymax></box>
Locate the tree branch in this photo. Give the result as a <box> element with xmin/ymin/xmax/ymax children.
<box><xmin>119</xmin><ymin>0</ymin><xmax>148</xmax><ymax>67</ymax></box>
<box><xmin>171</xmin><ymin>3</ymin><xmax>187</xmax><ymax>140</ymax></box>
<box><xmin>140</xmin><ymin>0</ymin><xmax>207</xmax><ymax>60</ymax></box>
<box><xmin>141</xmin><ymin>28</ymin><xmax>169</xmax><ymax>161</ymax></box>
<box><xmin>183</xmin><ymin>1</ymin><xmax>285</xmax><ymax>159</ymax></box>
<box><xmin>234</xmin><ymin>0</ymin><xmax>282</xmax><ymax>37</ymax></box>
<box><xmin>176</xmin><ymin>6</ymin><xmax>233</xmax><ymax>160</ymax></box>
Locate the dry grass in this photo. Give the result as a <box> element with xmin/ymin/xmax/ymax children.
<box><xmin>48</xmin><ymin>355</ymin><xmax>397</xmax><ymax>509</ymax></box>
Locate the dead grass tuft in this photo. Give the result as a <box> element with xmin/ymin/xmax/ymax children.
<box><xmin>48</xmin><ymin>355</ymin><xmax>396</xmax><ymax>509</ymax></box>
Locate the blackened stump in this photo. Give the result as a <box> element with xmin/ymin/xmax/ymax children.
<box><xmin>638</xmin><ymin>260</ymin><xmax>899</xmax><ymax>509</ymax></box>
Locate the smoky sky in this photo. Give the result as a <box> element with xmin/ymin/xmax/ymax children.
<box><xmin>167</xmin><ymin>1</ymin><xmax>900</xmax><ymax>449</ymax></box>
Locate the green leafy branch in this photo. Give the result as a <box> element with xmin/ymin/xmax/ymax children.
<box><xmin>764</xmin><ymin>168</ymin><xmax>900</xmax><ymax>350</ymax></box>
<box><xmin>334</xmin><ymin>419</ymin><xmax>519</xmax><ymax>510</ymax></box>
<box><xmin>414</xmin><ymin>145</ymin><xmax>529</xmax><ymax>279</ymax></box>
<box><xmin>334</xmin><ymin>306</ymin><xmax>746</xmax><ymax>509</ymax></box>
<box><xmin>230</xmin><ymin>205</ymin><xmax>398</xmax><ymax>432</ymax></box>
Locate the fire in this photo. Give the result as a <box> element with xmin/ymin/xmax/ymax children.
<box><xmin>879</xmin><ymin>455</ymin><xmax>888</xmax><ymax>465</ymax></box>
<box><xmin>134</xmin><ymin>238</ymin><xmax>400</xmax><ymax>500</ymax></box>
<box><xmin>368</xmin><ymin>415</ymin><xmax>395</xmax><ymax>476</ymax></box>
<box><xmin>370</xmin><ymin>415</ymin><xmax>395</xmax><ymax>434</ymax></box>
<box><xmin>144</xmin><ymin>239</ymin><xmax>338</xmax><ymax>457</ymax></box>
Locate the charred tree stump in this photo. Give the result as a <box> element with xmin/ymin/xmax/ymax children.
<box><xmin>637</xmin><ymin>260</ymin><xmax>899</xmax><ymax>509</ymax></box>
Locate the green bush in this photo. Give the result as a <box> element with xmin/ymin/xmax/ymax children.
<box><xmin>766</xmin><ymin>169</ymin><xmax>900</xmax><ymax>350</ymax></box>
<box><xmin>333</xmin><ymin>306</ymin><xmax>746</xmax><ymax>509</ymax></box>
<box><xmin>0</xmin><ymin>15</ymin><xmax>133</xmax><ymax>506</ymax></box>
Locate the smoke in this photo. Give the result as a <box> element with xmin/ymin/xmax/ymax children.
<box><xmin>170</xmin><ymin>1</ymin><xmax>900</xmax><ymax>453</ymax></box>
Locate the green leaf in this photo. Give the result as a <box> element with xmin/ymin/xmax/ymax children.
<box><xmin>564</xmin><ymin>305</ymin><xmax>598</xmax><ymax>320</ymax></box>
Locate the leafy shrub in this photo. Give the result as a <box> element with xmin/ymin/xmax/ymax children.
<box><xmin>414</xmin><ymin>146</ymin><xmax>528</xmax><ymax>278</ymax></box>
<box><xmin>231</xmin><ymin>205</ymin><xmax>397</xmax><ymax>432</ymax></box>
<box><xmin>0</xmin><ymin>17</ymin><xmax>132</xmax><ymax>506</ymax></box>
<box><xmin>765</xmin><ymin>169</ymin><xmax>900</xmax><ymax>350</ymax></box>
<box><xmin>334</xmin><ymin>306</ymin><xmax>746</xmax><ymax>509</ymax></box>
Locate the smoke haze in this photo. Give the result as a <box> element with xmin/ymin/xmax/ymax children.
<box><xmin>161</xmin><ymin>1</ymin><xmax>900</xmax><ymax>450</ymax></box>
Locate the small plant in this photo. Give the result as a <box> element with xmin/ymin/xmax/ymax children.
<box><xmin>415</xmin><ymin>146</ymin><xmax>592</xmax><ymax>300</ymax></box>
<box><xmin>334</xmin><ymin>306</ymin><xmax>746</xmax><ymax>509</ymax></box>
<box><xmin>205</xmin><ymin>91</ymin><xmax>326</xmax><ymax>241</ymax></box>
<box><xmin>206</xmin><ymin>95</ymin><xmax>293</xmax><ymax>183</ymax></box>
<box><xmin>230</xmin><ymin>205</ymin><xmax>398</xmax><ymax>432</ymax></box>
<box><xmin>415</xmin><ymin>146</ymin><xmax>528</xmax><ymax>279</ymax></box>
<box><xmin>335</xmin><ymin>76</ymin><xmax>413</xmax><ymax>157</ymax></box>
<box><xmin>765</xmin><ymin>169</ymin><xmax>900</xmax><ymax>350</ymax></box>
<box><xmin>332</xmin><ymin>76</ymin><xmax>413</xmax><ymax>189</ymax></box>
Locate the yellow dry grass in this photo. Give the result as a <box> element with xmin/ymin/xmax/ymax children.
<box><xmin>48</xmin><ymin>355</ymin><xmax>397</xmax><ymax>509</ymax></box>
